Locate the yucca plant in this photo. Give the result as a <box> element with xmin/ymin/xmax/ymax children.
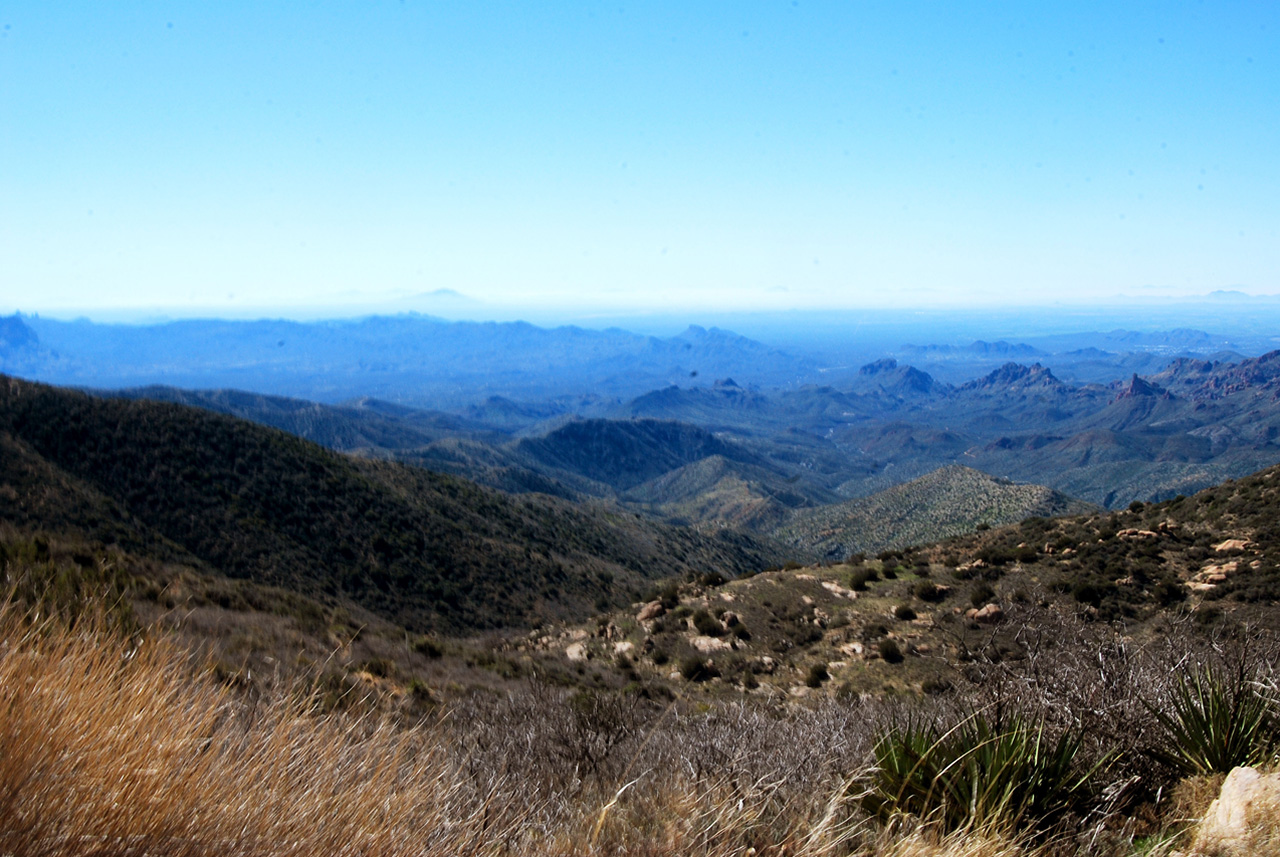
<box><xmin>862</xmin><ymin>712</ymin><xmax>1106</xmax><ymax>834</ymax></box>
<box><xmin>1146</xmin><ymin>663</ymin><xmax>1277</xmax><ymax>776</ymax></box>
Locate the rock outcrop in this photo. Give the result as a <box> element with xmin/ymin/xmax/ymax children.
<box><xmin>1190</xmin><ymin>766</ymin><xmax>1280</xmax><ymax>855</ymax></box>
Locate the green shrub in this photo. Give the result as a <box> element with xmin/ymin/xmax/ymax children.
<box><xmin>691</xmin><ymin>609</ymin><xmax>725</xmax><ymax>637</ymax></box>
<box><xmin>679</xmin><ymin>656</ymin><xmax>718</xmax><ymax>682</ymax></box>
<box><xmin>697</xmin><ymin>570</ymin><xmax>726</xmax><ymax>588</ymax></box>
<box><xmin>893</xmin><ymin>604</ymin><xmax>917</xmax><ymax>621</ymax></box>
<box><xmin>970</xmin><ymin>582</ymin><xmax>996</xmax><ymax>608</ymax></box>
<box><xmin>878</xmin><ymin>639</ymin><xmax>904</xmax><ymax>664</ymax></box>
<box><xmin>411</xmin><ymin>635</ymin><xmax>443</xmax><ymax>658</ymax></box>
<box><xmin>1146</xmin><ymin>664</ymin><xmax>1278</xmax><ymax>776</ymax></box>
<box><xmin>849</xmin><ymin>568</ymin><xmax>877</xmax><ymax>591</ymax></box>
<box><xmin>805</xmin><ymin>663</ymin><xmax>829</xmax><ymax>687</ymax></box>
<box><xmin>914</xmin><ymin>581</ymin><xmax>946</xmax><ymax>603</ymax></box>
<box><xmin>862</xmin><ymin>713</ymin><xmax>1104</xmax><ymax>833</ymax></box>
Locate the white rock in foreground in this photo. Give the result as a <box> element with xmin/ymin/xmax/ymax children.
<box><xmin>1191</xmin><ymin>766</ymin><xmax>1280</xmax><ymax>855</ymax></box>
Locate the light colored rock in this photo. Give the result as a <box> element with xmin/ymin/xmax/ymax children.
<box><xmin>565</xmin><ymin>642</ymin><xmax>589</xmax><ymax>661</ymax></box>
<box><xmin>613</xmin><ymin>641</ymin><xmax>634</xmax><ymax>655</ymax></box>
<box><xmin>972</xmin><ymin>603</ymin><xmax>1003</xmax><ymax>624</ymax></box>
<box><xmin>801</xmin><ymin>595</ymin><xmax>814</xmax><ymax>605</ymax></box>
<box><xmin>822</xmin><ymin>580</ymin><xmax>857</xmax><ymax>598</ymax></box>
<box><xmin>691</xmin><ymin>635</ymin><xmax>732</xmax><ymax>653</ymax></box>
<box><xmin>636</xmin><ymin>601</ymin><xmax>666</xmax><ymax>622</ymax></box>
<box><xmin>795</xmin><ymin>573</ymin><xmax>817</xmax><ymax>581</ymax></box>
<box><xmin>1214</xmin><ymin>538</ymin><xmax>1251</xmax><ymax>553</ymax></box>
<box><xmin>1192</xmin><ymin>766</ymin><xmax>1280</xmax><ymax>855</ymax></box>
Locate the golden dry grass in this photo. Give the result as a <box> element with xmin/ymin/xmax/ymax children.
<box><xmin>0</xmin><ymin>596</ymin><xmax>1248</xmax><ymax>857</ymax></box>
<box><xmin>0</xmin><ymin>602</ymin><xmax>538</xmax><ymax>857</ymax></box>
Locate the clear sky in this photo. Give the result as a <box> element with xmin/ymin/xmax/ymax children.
<box><xmin>2</xmin><ymin>2</ymin><xmax>1277</xmax><ymax>319</ymax></box>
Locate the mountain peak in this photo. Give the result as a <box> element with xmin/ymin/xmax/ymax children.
<box><xmin>1117</xmin><ymin>373</ymin><xmax>1170</xmax><ymax>399</ymax></box>
<box><xmin>964</xmin><ymin>362</ymin><xmax>1061</xmax><ymax>391</ymax></box>
<box><xmin>859</xmin><ymin>358</ymin><xmax>898</xmax><ymax>376</ymax></box>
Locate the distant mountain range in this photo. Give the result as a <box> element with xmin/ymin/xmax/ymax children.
<box><xmin>92</xmin><ymin>347</ymin><xmax>1280</xmax><ymax>531</ymax></box>
<box><xmin>0</xmin><ymin>312</ymin><xmax>1263</xmax><ymax>409</ymax></box>
<box><xmin>0</xmin><ymin>314</ymin><xmax>815</xmax><ymax>408</ymax></box>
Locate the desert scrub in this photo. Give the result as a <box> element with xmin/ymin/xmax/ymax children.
<box><xmin>850</xmin><ymin>567</ymin><xmax>879</xmax><ymax>591</ymax></box>
<box><xmin>680</xmin><ymin>655</ymin><xmax>719</xmax><ymax>682</ymax></box>
<box><xmin>878</xmin><ymin>639</ymin><xmax>905</xmax><ymax>664</ymax></box>
<box><xmin>862</xmin><ymin>712</ymin><xmax>1106</xmax><ymax>834</ymax></box>
<box><xmin>805</xmin><ymin>662</ymin><xmax>830</xmax><ymax>687</ymax></box>
<box><xmin>691</xmin><ymin>608</ymin><xmax>725</xmax><ymax>636</ymax></box>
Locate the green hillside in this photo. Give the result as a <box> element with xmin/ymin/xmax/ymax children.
<box><xmin>773</xmin><ymin>464</ymin><xmax>1097</xmax><ymax>559</ymax></box>
<box><xmin>0</xmin><ymin>376</ymin><xmax>789</xmax><ymax>633</ymax></box>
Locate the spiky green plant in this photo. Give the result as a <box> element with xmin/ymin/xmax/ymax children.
<box><xmin>1146</xmin><ymin>663</ymin><xmax>1277</xmax><ymax>776</ymax></box>
<box><xmin>862</xmin><ymin>712</ymin><xmax>1105</xmax><ymax>834</ymax></box>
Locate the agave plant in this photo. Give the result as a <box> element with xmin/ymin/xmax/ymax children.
<box><xmin>862</xmin><ymin>712</ymin><xmax>1106</xmax><ymax>834</ymax></box>
<box><xmin>1146</xmin><ymin>663</ymin><xmax>1277</xmax><ymax>776</ymax></box>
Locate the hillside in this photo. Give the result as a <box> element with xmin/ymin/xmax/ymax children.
<box><xmin>0</xmin><ymin>375</ymin><xmax>791</xmax><ymax>633</ymax></box>
<box><xmin>623</xmin><ymin>454</ymin><xmax>833</xmax><ymax>530</ymax></box>
<box><xmin>518</xmin><ymin>459</ymin><xmax>1280</xmax><ymax>706</ymax></box>
<box><xmin>772</xmin><ymin>465</ymin><xmax>1096</xmax><ymax>559</ymax></box>
<box><xmin>109</xmin><ymin>386</ymin><xmax>497</xmax><ymax>451</ymax></box>
<box><xmin>514</xmin><ymin>417</ymin><xmax>762</xmax><ymax>491</ymax></box>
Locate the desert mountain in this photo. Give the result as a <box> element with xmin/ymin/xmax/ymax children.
<box><xmin>773</xmin><ymin>465</ymin><xmax>1096</xmax><ymax>560</ymax></box>
<box><xmin>0</xmin><ymin>375</ymin><xmax>790</xmax><ymax>633</ymax></box>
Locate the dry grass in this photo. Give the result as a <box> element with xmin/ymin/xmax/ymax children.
<box><xmin>0</xmin><ymin>601</ymin><xmax>536</xmax><ymax>857</ymax></box>
<box><xmin>1</xmin><ymin>594</ymin><xmax>1272</xmax><ymax>857</ymax></box>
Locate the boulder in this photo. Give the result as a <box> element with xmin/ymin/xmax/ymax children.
<box><xmin>964</xmin><ymin>603</ymin><xmax>1004</xmax><ymax>624</ymax></box>
<box><xmin>691</xmin><ymin>635</ymin><xmax>732</xmax><ymax>653</ymax></box>
<box><xmin>1191</xmin><ymin>766</ymin><xmax>1280</xmax><ymax>855</ymax></box>
<box><xmin>636</xmin><ymin>601</ymin><xmax>666</xmax><ymax>622</ymax></box>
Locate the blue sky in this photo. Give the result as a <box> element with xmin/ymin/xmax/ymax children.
<box><xmin>2</xmin><ymin>2</ymin><xmax>1277</xmax><ymax>320</ymax></box>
